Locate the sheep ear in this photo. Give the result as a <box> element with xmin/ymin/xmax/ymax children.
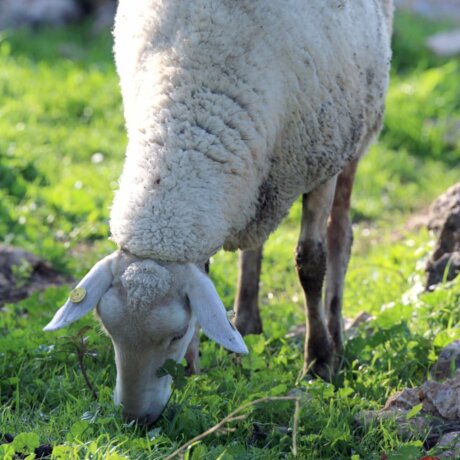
<box><xmin>186</xmin><ymin>264</ymin><xmax>248</xmax><ymax>354</ymax></box>
<box><xmin>43</xmin><ymin>254</ymin><xmax>115</xmax><ymax>331</ymax></box>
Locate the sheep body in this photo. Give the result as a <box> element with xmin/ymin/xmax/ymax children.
<box><xmin>110</xmin><ymin>0</ymin><xmax>392</xmax><ymax>262</ymax></box>
<box><xmin>45</xmin><ymin>0</ymin><xmax>393</xmax><ymax>423</ymax></box>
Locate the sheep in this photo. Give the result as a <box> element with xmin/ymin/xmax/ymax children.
<box><xmin>45</xmin><ymin>0</ymin><xmax>393</xmax><ymax>425</ymax></box>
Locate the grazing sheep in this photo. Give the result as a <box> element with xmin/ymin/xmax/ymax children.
<box><xmin>45</xmin><ymin>0</ymin><xmax>393</xmax><ymax>425</ymax></box>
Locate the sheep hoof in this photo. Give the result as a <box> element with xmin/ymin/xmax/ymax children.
<box><xmin>234</xmin><ymin>314</ymin><xmax>263</xmax><ymax>336</ymax></box>
<box><xmin>185</xmin><ymin>359</ymin><xmax>200</xmax><ymax>376</ymax></box>
<box><xmin>304</xmin><ymin>343</ymin><xmax>340</xmax><ymax>382</ymax></box>
<box><xmin>304</xmin><ymin>359</ymin><xmax>337</xmax><ymax>382</ymax></box>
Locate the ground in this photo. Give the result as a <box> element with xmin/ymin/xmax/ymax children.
<box><xmin>0</xmin><ymin>10</ymin><xmax>459</xmax><ymax>460</ymax></box>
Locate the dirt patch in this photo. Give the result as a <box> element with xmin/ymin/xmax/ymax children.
<box><xmin>0</xmin><ymin>245</ymin><xmax>70</xmax><ymax>307</ymax></box>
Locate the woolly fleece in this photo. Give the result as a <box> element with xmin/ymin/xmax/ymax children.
<box><xmin>110</xmin><ymin>0</ymin><xmax>392</xmax><ymax>263</ymax></box>
<box><xmin>121</xmin><ymin>260</ymin><xmax>172</xmax><ymax>310</ymax></box>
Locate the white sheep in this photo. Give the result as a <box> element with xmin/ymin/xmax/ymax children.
<box><xmin>45</xmin><ymin>0</ymin><xmax>393</xmax><ymax>425</ymax></box>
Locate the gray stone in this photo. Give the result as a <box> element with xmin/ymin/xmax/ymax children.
<box><xmin>358</xmin><ymin>373</ymin><xmax>460</xmax><ymax>444</ymax></box>
<box><xmin>437</xmin><ymin>431</ymin><xmax>460</xmax><ymax>459</ymax></box>
<box><xmin>0</xmin><ymin>0</ymin><xmax>81</xmax><ymax>29</ymax></box>
<box><xmin>433</xmin><ymin>341</ymin><xmax>460</xmax><ymax>381</ymax></box>
<box><xmin>426</xmin><ymin>183</ymin><xmax>460</xmax><ymax>289</ymax></box>
<box><xmin>427</xmin><ymin>29</ymin><xmax>460</xmax><ymax>57</ymax></box>
<box><xmin>395</xmin><ymin>0</ymin><xmax>460</xmax><ymax>22</ymax></box>
<box><xmin>345</xmin><ymin>311</ymin><xmax>374</xmax><ymax>339</ymax></box>
<box><xmin>92</xmin><ymin>1</ymin><xmax>116</xmax><ymax>34</ymax></box>
<box><xmin>419</xmin><ymin>374</ymin><xmax>460</xmax><ymax>420</ymax></box>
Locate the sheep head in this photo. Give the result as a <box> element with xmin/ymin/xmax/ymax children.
<box><xmin>44</xmin><ymin>251</ymin><xmax>247</xmax><ymax>425</ymax></box>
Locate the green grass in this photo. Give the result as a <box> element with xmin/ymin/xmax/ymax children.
<box><xmin>1</xmin><ymin>12</ymin><xmax>460</xmax><ymax>460</ymax></box>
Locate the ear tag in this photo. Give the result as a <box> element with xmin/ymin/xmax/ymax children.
<box><xmin>69</xmin><ymin>287</ymin><xmax>87</xmax><ymax>304</ymax></box>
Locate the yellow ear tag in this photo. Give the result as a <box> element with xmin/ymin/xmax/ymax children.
<box><xmin>70</xmin><ymin>287</ymin><xmax>86</xmax><ymax>304</ymax></box>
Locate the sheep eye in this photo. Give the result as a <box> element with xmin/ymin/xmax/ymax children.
<box><xmin>171</xmin><ymin>329</ymin><xmax>187</xmax><ymax>342</ymax></box>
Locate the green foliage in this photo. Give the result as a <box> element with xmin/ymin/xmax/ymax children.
<box><xmin>384</xmin><ymin>62</ymin><xmax>460</xmax><ymax>166</ymax></box>
<box><xmin>391</xmin><ymin>12</ymin><xmax>454</xmax><ymax>73</ymax></box>
<box><xmin>0</xmin><ymin>25</ymin><xmax>122</xmax><ymax>268</ymax></box>
<box><xmin>12</xmin><ymin>432</ymin><xmax>40</xmax><ymax>453</ymax></box>
<box><xmin>0</xmin><ymin>10</ymin><xmax>459</xmax><ymax>460</ymax></box>
<box><xmin>157</xmin><ymin>359</ymin><xmax>188</xmax><ymax>390</ymax></box>
<box><xmin>11</xmin><ymin>260</ymin><xmax>34</xmax><ymax>287</ymax></box>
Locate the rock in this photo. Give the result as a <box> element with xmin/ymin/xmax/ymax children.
<box><xmin>437</xmin><ymin>431</ymin><xmax>460</xmax><ymax>459</ymax></box>
<box><xmin>345</xmin><ymin>311</ymin><xmax>374</xmax><ymax>339</ymax></box>
<box><xmin>425</xmin><ymin>118</ymin><xmax>460</xmax><ymax>148</ymax></box>
<box><xmin>0</xmin><ymin>0</ymin><xmax>117</xmax><ymax>31</ymax></box>
<box><xmin>359</xmin><ymin>409</ymin><xmax>431</xmax><ymax>440</ymax></box>
<box><xmin>425</xmin><ymin>183</ymin><xmax>460</xmax><ymax>289</ymax></box>
<box><xmin>0</xmin><ymin>245</ymin><xmax>69</xmax><ymax>306</ymax></box>
<box><xmin>432</xmin><ymin>342</ymin><xmax>460</xmax><ymax>381</ymax></box>
<box><xmin>0</xmin><ymin>0</ymin><xmax>81</xmax><ymax>29</ymax></box>
<box><xmin>419</xmin><ymin>374</ymin><xmax>460</xmax><ymax>420</ymax></box>
<box><xmin>395</xmin><ymin>0</ymin><xmax>460</xmax><ymax>22</ymax></box>
<box><xmin>428</xmin><ymin>184</ymin><xmax>460</xmax><ymax>236</ymax></box>
<box><xmin>91</xmin><ymin>0</ymin><xmax>116</xmax><ymax>33</ymax></box>
<box><xmin>285</xmin><ymin>323</ymin><xmax>306</xmax><ymax>340</ymax></box>
<box><xmin>427</xmin><ymin>253</ymin><xmax>460</xmax><ymax>288</ymax></box>
<box><xmin>0</xmin><ymin>244</ymin><xmax>44</xmax><ymax>269</ymax></box>
<box><xmin>358</xmin><ymin>373</ymin><xmax>460</xmax><ymax>444</ymax></box>
<box><xmin>427</xmin><ymin>29</ymin><xmax>460</xmax><ymax>57</ymax></box>
<box><xmin>383</xmin><ymin>387</ymin><xmax>422</xmax><ymax>412</ymax></box>
<box><xmin>285</xmin><ymin>311</ymin><xmax>374</xmax><ymax>341</ymax></box>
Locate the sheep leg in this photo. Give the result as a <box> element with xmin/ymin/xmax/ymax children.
<box><xmin>234</xmin><ymin>248</ymin><xmax>263</xmax><ymax>335</ymax></box>
<box><xmin>185</xmin><ymin>323</ymin><xmax>201</xmax><ymax>375</ymax></box>
<box><xmin>326</xmin><ymin>159</ymin><xmax>358</xmax><ymax>357</ymax></box>
<box><xmin>296</xmin><ymin>178</ymin><xmax>337</xmax><ymax>380</ymax></box>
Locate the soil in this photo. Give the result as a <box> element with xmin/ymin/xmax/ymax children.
<box><xmin>0</xmin><ymin>245</ymin><xmax>70</xmax><ymax>307</ymax></box>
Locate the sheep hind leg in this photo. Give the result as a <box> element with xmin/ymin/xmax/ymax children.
<box><xmin>296</xmin><ymin>177</ymin><xmax>338</xmax><ymax>380</ymax></box>
<box><xmin>185</xmin><ymin>324</ymin><xmax>200</xmax><ymax>376</ymax></box>
<box><xmin>234</xmin><ymin>247</ymin><xmax>263</xmax><ymax>335</ymax></box>
<box><xmin>326</xmin><ymin>159</ymin><xmax>359</xmax><ymax>358</ymax></box>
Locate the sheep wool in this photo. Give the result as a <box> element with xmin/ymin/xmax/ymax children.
<box><xmin>110</xmin><ymin>0</ymin><xmax>392</xmax><ymax>263</ymax></box>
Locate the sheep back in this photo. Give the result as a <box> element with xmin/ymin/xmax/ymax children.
<box><xmin>110</xmin><ymin>0</ymin><xmax>392</xmax><ymax>262</ymax></box>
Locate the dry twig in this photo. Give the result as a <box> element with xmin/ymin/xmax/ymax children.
<box><xmin>74</xmin><ymin>342</ymin><xmax>98</xmax><ymax>401</ymax></box>
<box><xmin>292</xmin><ymin>397</ymin><xmax>300</xmax><ymax>457</ymax></box>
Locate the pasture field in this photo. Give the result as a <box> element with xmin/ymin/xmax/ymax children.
<box><xmin>1</xmin><ymin>12</ymin><xmax>460</xmax><ymax>459</ymax></box>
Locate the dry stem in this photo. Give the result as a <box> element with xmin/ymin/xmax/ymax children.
<box><xmin>164</xmin><ymin>395</ymin><xmax>300</xmax><ymax>460</ymax></box>
<box><xmin>292</xmin><ymin>398</ymin><xmax>300</xmax><ymax>457</ymax></box>
<box><xmin>74</xmin><ymin>343</ymin><xmax>98</xmax><ymax>401</ymax></box>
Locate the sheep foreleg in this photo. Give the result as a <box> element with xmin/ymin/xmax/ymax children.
<box><xmin>234</xmin><ymin>247</ymin><xmax>263</xmax><ymax>335</ymax></box>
